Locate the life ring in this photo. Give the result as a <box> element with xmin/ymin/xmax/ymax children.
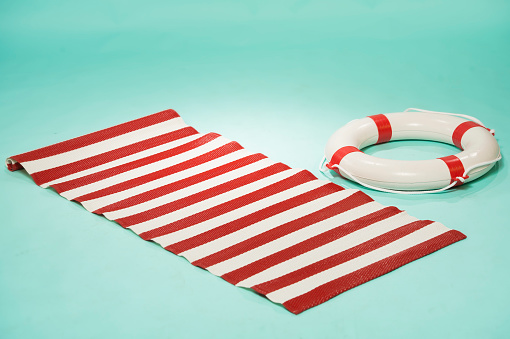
<box><xmin>322</xmin><ymin>108</ymin><xmax>501</xmax><ymax>193</ymax></box>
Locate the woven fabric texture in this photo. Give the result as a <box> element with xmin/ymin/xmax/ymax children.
<box><xmin>6</xmin><ymin>109</ymin><xmax>466</xmax><ymax>314</ymax></box>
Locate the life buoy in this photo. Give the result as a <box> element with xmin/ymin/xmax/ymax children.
<box><xmin>322</xmin><ymin>108</ymin><xmax>501</xmax><ymax>193</ymax></box>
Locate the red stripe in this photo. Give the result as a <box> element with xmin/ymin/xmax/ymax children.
<box><xmin>7</xmin><ymin>162</ymin><xmax>23</xmax><ymax>172</ymax></box>
<box><xmin>140</xmin><ymin>170</ymin><xmax>317</xmax><ymax>240</ymax></box>
<box><xmin>75</xmin><ymin>141</ymin><xmax>244</xmax><ymax>202</ymax></box>
<box><xmin>253</xmin><ymin>220</ymin><xmax>434</xmax><ymax>294</ymax></box>
<box><xmin>114</xmin><ymin>163</ymin><xmax>290</xmax><ymax>227</ymax></box>
<box><xmin>51</xmin><ymin>128</ymin><xmax>206</xmax><ymax>193</ymax></box>
<box><xmin>192</xmin><ymin>190</ymin><xmax>373</xmax><ymax>269</ymax></box>
<box><xmin>326</xmin><ymin>146</ymin><xmax>361</xmax><ymax>178</ymax></box>
<box><xmin>100</xmin><ymin>153</ymin><xmax>268</xmax><ymax>216</ymax></box>
<box><xmin>221</xmin><ymin>206</ymin><xmax>403</xmax><ymax>285</ymax></box>
<box><xmin>171</xmin><ymin>183</ymin><xmax>346</xmax><ymax>255</ymax></box>
<box><xmin>326</xmin><ymin>146</ymin><xmax>361</xmax><ymax>169</ymax></box>
<box><xmin>368</xmin><ymin>114</ymin><xmax>392</xmax><ymax>144</ymax></box>
<box><xmin>439</xmin><ymin>155</ymin><xmax>465</xmax><ymax>185</ymax></box>
<box><xmin>452</xmin><ymin>121</ymin><xmax>483</xmax><ymax>150</ymax></box>
<box><xmin>12</xmin><ymin>109</ymin><xmax>181</xmax><ymax>163</ymax></box>
<box><xmin>282</xmin><ymin>229</ymin><xmax>466</xmax><ymax>314</ymax></box>
<box><xmin>32</xmin><ymin>126</ymin><xmax>199</xmax><ymax>186</ymax></box>
<box><xmin>115</xmin><ymin>163</ymin><xmax>290</xmax><ymax>226</ymax></box>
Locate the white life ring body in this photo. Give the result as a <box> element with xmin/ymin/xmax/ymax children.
<box><xmin>324</xmin><ymin>111</ymin><xmax>501</xmax><ymax>191</ymax></box>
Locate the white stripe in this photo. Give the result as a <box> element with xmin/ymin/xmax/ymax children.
<box><xmin>81</xmin><ymin>148</ymin><xmax>258</xmax><ymax>212</ymax></box>
<box><xmin>206</xmin><ymin>201</ymin><xmax>385</xmax><ymax>276</ymax></box>
<box><xmin>22</xmin><ymin>117</ymin><xmax>188</xmax><ymax>176</ymax></box>
<box><xmin>236</xmin><ymin>212</ymin><xmax>417</xmax><ymax>288</ymax></box>
<box><xmin>60</xmin><ymin>135</ymin><xmax>233</xmax><ymax>201</ymax></box>
<box><xmin>180</xmin><ymin>189</ymin><xmax>358</xmax><ymax>263</ymax></box>
<box><xmin>265</xmin><ymin>222</ymin><xmax>450</xmax><ymax>303</ymax></box>
<box><xmin>42</xmin><ymin>133</ymin><xmax>204</xmax><ymax>188</ymax></box>
<box><xmin>101</xmin><ymin>157</ymin><xmax>277</xmax><ymax>219</ymax></box>
<box><xmin>142</xmin><ymin>170</ymin><xmax>319</xmax><ymax>241</ymax></box>
<box><xmin>153</xmin><ymin>185</ymin><xmax>370</xmax><ymax>252</ymax></box>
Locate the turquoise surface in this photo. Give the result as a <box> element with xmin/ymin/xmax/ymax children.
<box><xmin>1</xmin><ymin>1</ymin><xmax>509</xmax><ymax>338</ymax></box>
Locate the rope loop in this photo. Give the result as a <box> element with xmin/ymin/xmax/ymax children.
<box><xmin>455</xmin><ymin>175</ymin><xmax>469</xmax><ymax>183</ymax></box>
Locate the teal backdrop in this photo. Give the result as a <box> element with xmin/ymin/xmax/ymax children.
<box><xmin>1</xmin><ymin>1</ymin><xmax>509</xmax><ymax>338</ymax></box>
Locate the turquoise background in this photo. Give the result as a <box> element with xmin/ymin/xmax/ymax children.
<box><xmin>1</xmin><ymin>1</ymin><xmax>509</xmax><ymax>338</ymax></box>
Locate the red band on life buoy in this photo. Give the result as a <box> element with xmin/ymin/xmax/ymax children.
<box><xmin>439</xmin><ymin>155</ymin><xmax>466</xmax><ymax>186</ymax></box>
<box><xmin>326</xmin><ymin>146</ymin><xmax>361</xmax><ymax>177</ymax></box>
<box><xmin>452</xmin><ymin>121</ymin><xmax>483</xmax><ymax>150</ymax></box>
<box><xmin>368</xmin><ymin>114</ymin><xmax>392</xmax><ymax>144</ymax></box>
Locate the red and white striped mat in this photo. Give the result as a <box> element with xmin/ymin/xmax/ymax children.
<box><xmin>6</xmin><ymin>109</ymin><xmax>466</xmax><ymax>314</ymax></box>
